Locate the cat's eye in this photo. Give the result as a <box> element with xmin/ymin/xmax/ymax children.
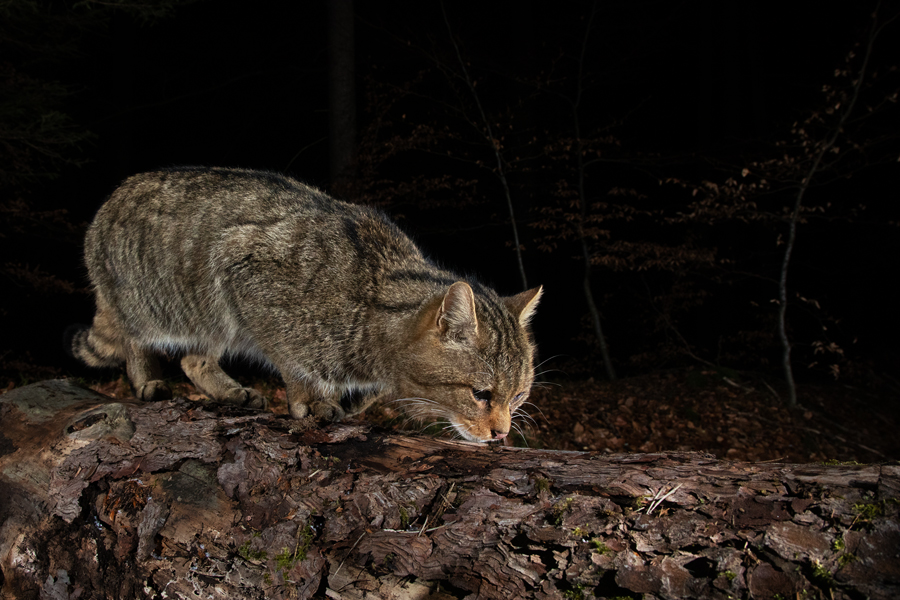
<box><xmin>472</xmin><ymin>388</ymin><xmax>492</xmax><ymax>403</ymax></box>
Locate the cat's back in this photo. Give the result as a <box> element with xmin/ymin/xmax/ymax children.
<box><xmin>87</xmin><ymin>167</ymin><xmax>360</xmax><ymax>276</ymax></box>
<box><xmin>85</xmin><ymin>167</ymin><xmax>426</xmax><ymax>296</ymax></box>
<box><xmin>81</xmin><ymin>167</ymin><xmax>428</xmax><ymax>351</ymax></box>
<box><xmin>90</xmin><ymin>167</ymin><xmax>334</xmax><ymax>232</ymax></box>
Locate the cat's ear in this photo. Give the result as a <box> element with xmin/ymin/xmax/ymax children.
<box><xmin>503</xmin><ymin>285</ymin><xmax>542</xmax><ymax>326</ymax></box>
<box><xmin>437</xmin><ymin>281</ymin><xmax>478</xmax><ymax>340</ymax></box>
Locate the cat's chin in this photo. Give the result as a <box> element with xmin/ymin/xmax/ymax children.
<box><xmin>449</xmin><ymin>418</ymin><xmax>493</xmax><ymax>443</ymax></box>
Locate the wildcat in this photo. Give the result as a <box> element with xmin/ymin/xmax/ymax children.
<box><xmin>68</xmin><ymin>167</ymin><xmax>541</xmax><ymax>442</ymax></box>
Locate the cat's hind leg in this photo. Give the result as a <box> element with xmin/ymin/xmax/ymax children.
<box><xmin>66</xmin><ymin>303</ymin><xmax>173</xmax><ymax>402</ymax></box>
<box><xmin>180</xmin><ymin>354</ymin><xmax>267</xmax><ymax>409</ymax></box>
<box><xmin>125</xmin><ymin>341</ymin><xmax>173</xmax><ymax>401</ymax></box>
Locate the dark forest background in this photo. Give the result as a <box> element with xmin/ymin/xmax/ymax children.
<box><xmin>2</xmin><ymin>0</ymin><xmax>899</xmax><ymax>403</ymax></box>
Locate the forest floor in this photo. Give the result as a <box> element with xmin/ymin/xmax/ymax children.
<box><xmin>11</xmin><ymin>367</ymin><xmax>898</xmax><ymax>464</ymax></box>
<box><xmin>371</xmin><ymin>367</ymin><xmax>900</xmax><ymax>464</ymax></box>
<box><xmin>519</xmin><ymin>369</ymin><xmax>900</xmax><ymax>464</ymax></box>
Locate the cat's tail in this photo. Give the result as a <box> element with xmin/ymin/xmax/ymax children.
<box><xmin>64</xmin><ymin>324</ymin><xmax>124</xmax><ymax>368</ymax></box>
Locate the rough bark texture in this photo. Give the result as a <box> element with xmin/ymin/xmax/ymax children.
<box><xmin>1</xmin><ymin>379</ymin><xmax>898</xmax><ymax>600</ymax></box>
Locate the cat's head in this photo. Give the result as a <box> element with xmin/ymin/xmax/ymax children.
<box><xmin>396</xmin><ymin>281</ymin><xmax>542</xmax><ymax>443</ymax></box>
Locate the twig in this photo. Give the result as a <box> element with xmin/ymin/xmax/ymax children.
<box><xmin>439</xmin><ymin>1</ymin><xmax>528</xmax><ymax>290</ymax></box>
<box><xmin>333</xmin><ymin>531</ymin><xmax>366</xmax><ymax>577</ymax></box>
<box><xmin>639</xmin><ymin>483</ymin><xmax>683</xmax><ymax>515</ymax></box>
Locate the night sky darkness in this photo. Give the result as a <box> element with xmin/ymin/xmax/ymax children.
<box><xmin>4</xmin><ymin>1</ymin><xmax>899</xmax><ymax>383</ymax></box>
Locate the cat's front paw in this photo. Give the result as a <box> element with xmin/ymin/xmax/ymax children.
<box><xmin>310</xmin><ymin>401</ymin><xmax>346</xmax><ymax>422</ymax></box>
<box><xmin>222</xmin><ymin>387</ymin><xmax>268</xmax><ymax>409</ymax></box>
<box><xmin>137</xmin><ymin>380</ymin><xmax>173</xmax><ymax>402</ymax></box>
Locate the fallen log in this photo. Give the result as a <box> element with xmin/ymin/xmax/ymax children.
<box><xmin>0</xmin><ymin>379</ymin><xmax>897</xmax><ymax>599</ymax></box>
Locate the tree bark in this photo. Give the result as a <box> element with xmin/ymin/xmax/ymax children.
<box><xmin>1</xmin><ymin>380</ymin><xmax>898</xmax><ymax>600</ymax></box>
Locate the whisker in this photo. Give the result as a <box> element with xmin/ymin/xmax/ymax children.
<box><xmin>401</xmin><ymin>413</ymin><xmax>434</xmax><ymax>427</ymax></box>
<box><xmin>517</xmin><ymin>418</ymin><xmax>537</xmax><ymax>431</ymax></box>
<box><xmin>390</xmin><ymin>397</ymin><xmax>453</xmax><ymax>424</ymax></box>
<box><xmin>447</xmin><ymin>419</ymin><xmax>480</xmax><ymax>442</ymax></box>
<box><xmin>510</xmin><ymin>422</ymin><xmax>529</xmax><ymax>448</ymax></box>
<box><xmin>419</xmin><ymin>422</ymin><xmax>443</xmax><ymax>435</ymax></box>
<box><xmin>511</xmin><ymin>409</ymin><xmax>534</xmax><ymax>429</ymax></box>
<box><xmin>534</xmin><ymin>367</ymin><xmax>565</xmax><ymax>378</ymax></box>
<box><xmin>445</xmin><ymin>421</ymin><xmax>465</xmax><ymax>434</ymax></box>
<box><xmin>513</xmin><ymin>409</ymin><xmax>537</xmax><ymax>427</ymax></box>
<box><xmin>520</xmin><ymin>401</ymin><xmax>549</xmax><ymax>423</ymax></box>
<box><xmin>531</xmin><ymin>379</ymin><xmax>561</xmax><ymax>388</ymax></box>
<box><xmin>398</xmin><ymin>417</ymin><xmax>419</xmax><ymax>430</ymax></box>
<box><xmin>384</xmin><ymin>396</ymin><xmax>458</xmax><ymax>437</ymax></box>
<box><xmin>533</xmin><ymin>354</ymin><xmax>566</xmax><ymax>371</ymax></box>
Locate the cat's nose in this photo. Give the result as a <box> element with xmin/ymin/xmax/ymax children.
<box><xmin>492</xmin><ymin>430</ymin><xmax>507</xmax><ymax>440</ymax></box>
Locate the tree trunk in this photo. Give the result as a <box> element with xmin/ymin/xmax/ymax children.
<box><xmin>578</xmin><ymin>224</ymin><xmax>616</xmax><ymax>382</ymax></box>
<box><xmin>441</xmin><ymin>3</ymin><xmax>529</xmax><ymax>292</ymax></box>
<box><xmin>327</xmin><ymin>0</ymin><xmax>356</xmax><ymax>188</ymax></box>
<box><xmin>1</xmin><ymin>380</ymin><xmax>897</xmax><ymax>600</ymax></box>
<box><xmin>775</xmin><ymin>8</ymin><xmax>881</xmax><ymax>410</ymax></box>
<box><xmin>571</xmin><ymin>4</ymin><xmax>615</xmax><ymax>382</ymax></box>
